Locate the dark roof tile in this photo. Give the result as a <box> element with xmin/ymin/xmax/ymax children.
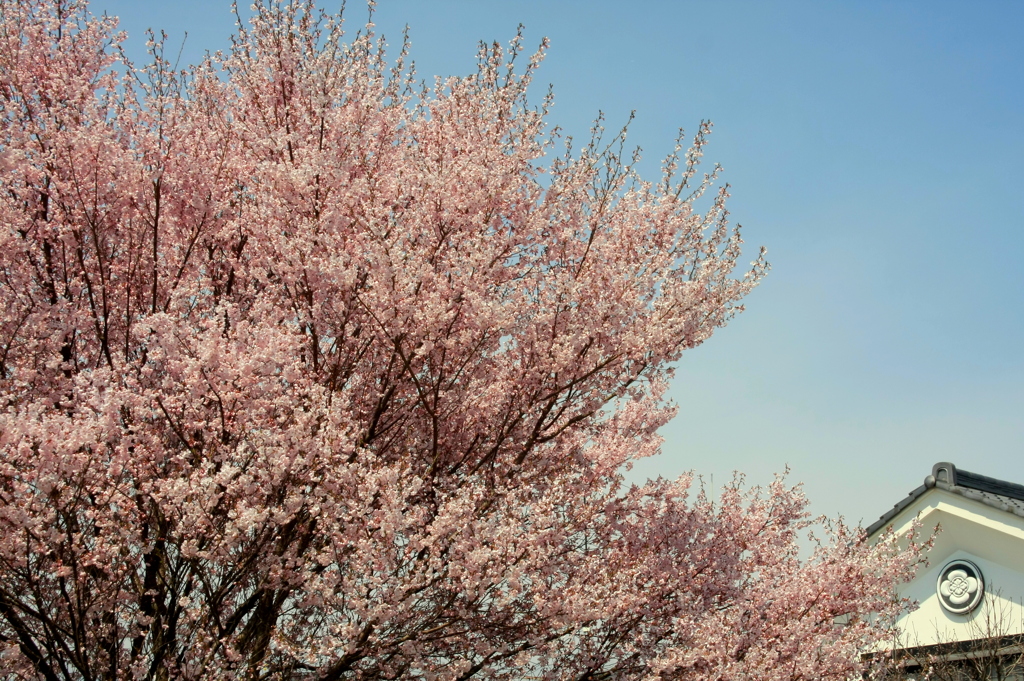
<box><xmin>866</xmin><ymin>462</ymin><xmax>1024</xmax><ymax>537</ymax></box>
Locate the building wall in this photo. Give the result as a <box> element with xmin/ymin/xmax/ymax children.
<box><xmin>884</xmin><ymin>488</ymin><xmax>1024</xmax><ymax>647</ymax></box>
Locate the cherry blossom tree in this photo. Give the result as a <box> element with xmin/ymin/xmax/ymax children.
<box><xmin>0</xmin><ymin>0</ymin><xmax>922</xmax><ymax>678</ymax></box>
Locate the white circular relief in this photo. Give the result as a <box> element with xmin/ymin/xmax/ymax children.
<box><xmin>936</xmin><ymin>560</ymin><xmax>984</xmax><ymax>614</ymax></box>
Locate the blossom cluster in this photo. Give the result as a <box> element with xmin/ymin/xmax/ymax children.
<box><xmin>0</xmin><ymin>1</ymin><xmax>919</xmax><ymax>678</ymax></box>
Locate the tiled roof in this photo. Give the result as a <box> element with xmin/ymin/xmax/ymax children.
<box><xmin>866</xmin><ymin>462</ymin><xmax>1024</xmax><ymax>537</ymax></box>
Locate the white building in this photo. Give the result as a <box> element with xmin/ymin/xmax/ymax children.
<box><xmin>868</xmin><ymin>462</ymin><xmax>1024</xmax><ymax>678</ymax></box>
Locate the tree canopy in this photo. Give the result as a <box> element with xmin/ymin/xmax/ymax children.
<box><xmin>0</xmin><ymin>1</ymin><xmax>919</xmax><ymax>678</ymax></box>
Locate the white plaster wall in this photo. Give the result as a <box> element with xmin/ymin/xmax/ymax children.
<box><xmin>878</xmin><ymin>488</ymin><xmax>1024</xmax><ymax>647</ymax></box>
<box><xmin>898</xmin><ymin>550</ymin><xmax>1024</xmax><ymax>646</ymax></box>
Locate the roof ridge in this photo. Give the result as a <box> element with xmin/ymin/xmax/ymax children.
<box><xmin>953</xmin><ymin>467</ymin><xmax>1024</xmax><ymax>503</ymax></box>
<box><xmin>866</xmin><ymin>461</ymin><xmax>1024</xmax><ymax>537</ymax></box>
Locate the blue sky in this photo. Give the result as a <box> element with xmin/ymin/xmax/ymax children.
<box><xmin>91</xmin><ymin>0</ymin><xmax>1024</xmax><ymax>526</ymax></box>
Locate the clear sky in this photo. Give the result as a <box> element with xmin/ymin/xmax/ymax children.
<box><xmin>89</xmin><ymin>0</ymin><xmax>1024</xmax><ymax>527</ymax></box>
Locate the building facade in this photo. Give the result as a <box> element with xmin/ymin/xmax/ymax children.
<box><xmin>868</xmin><ymin>462</ymin><xmax>1024</xmax><ymax>680</ymax></box>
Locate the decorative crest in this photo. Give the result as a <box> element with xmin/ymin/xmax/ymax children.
<box><xmin>937</xmin><ymin>559</ymin><xmax>985</xmax><ymax>614</ymax></box>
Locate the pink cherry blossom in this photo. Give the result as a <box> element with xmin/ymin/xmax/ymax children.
<box><xmin>0</xmin><ymin>1</ymin><xmax>922</xmax><ymax>678</ymax></box>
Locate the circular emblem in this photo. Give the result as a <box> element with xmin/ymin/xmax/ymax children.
<box><xmin>936</xmin><ymin>559</ymin><xmax>984</xmax><ymax>614</ymax></box>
